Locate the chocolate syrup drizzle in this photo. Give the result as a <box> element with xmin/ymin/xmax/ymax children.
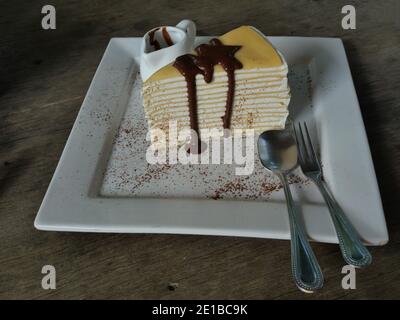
<box><xmin>173</xmin><ymin>39</ymin><xmax>242</xmax><ymax>152</ymax></box>
<box><xmin>149</xmin><ymin>28</ymin><xmax>161</xmax><ymax>51</ymax></box>
<box><xmin>149</xmin><ymin>27</ymin><xmax>174</xmax><ymax>51</ymax></box>
<box><xmin>162</xmin><ymin>27</ymin><xmax>174</xmax><ymax>46</ymax></box>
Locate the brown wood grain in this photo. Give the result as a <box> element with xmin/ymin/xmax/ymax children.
<box><xmin>0</xmin><ymin>0</ymin><xmax>399</xmax><ymax>299</ymax></box>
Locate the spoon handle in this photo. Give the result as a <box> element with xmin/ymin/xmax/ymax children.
<box><xmin>312</xmin><ymin>177</ymin><xmax>372</xmax><ymax>268</ymax></box>
<box><xmin>279</xmin><ymin>173</ymin><xmax>324</xmax><ymax>292</ymax></box>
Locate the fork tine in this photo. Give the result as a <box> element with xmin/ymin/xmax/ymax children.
<box><xmin>303</xmin><ymin>122</ymin><xmax>321</xmax><ymax>170</ymax></box>
<box><xmin>293</xmin><ymin>122</ymin><xmax>306</xmax><ymax>165</ymax></box>
<box><xmin>297</xmin><ymin>122</ymin><xmax>310</xmax><ymax>164</ymax></box>
<box><xmin>292</xmin><ymin>123</ymin><xmax>303</xmax><ymax>162</ymax></box>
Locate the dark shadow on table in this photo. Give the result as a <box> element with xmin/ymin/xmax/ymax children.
<box><xmin>342</xmin><ymin>39</ymin><xmax>399</xmax><ymax>238</ymax></box>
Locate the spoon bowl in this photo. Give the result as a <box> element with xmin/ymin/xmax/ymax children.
<box><xmin>257</xmin><ymin>130</ymin><xmax>298</xmax><ymax>173</ymax></box>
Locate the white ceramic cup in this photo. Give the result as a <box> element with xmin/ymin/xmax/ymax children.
<box><xmin>140</xmin><ymin>20</ymin><xmax>196</xmax><ymax>82</ymax></box>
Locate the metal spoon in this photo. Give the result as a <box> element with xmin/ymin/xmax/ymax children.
<box><xmin>257</xmin><ymin>129</ymin><xmax>324</xmax><ymax>292</ymax></box>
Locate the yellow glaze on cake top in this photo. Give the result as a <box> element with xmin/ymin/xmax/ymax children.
<box><xmin>145</xmin><ymin>26</ymin><xmax>284</xmax><ymax>83</ymax></box>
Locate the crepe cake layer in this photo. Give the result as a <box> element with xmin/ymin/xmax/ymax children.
<box><xmin>142</xmin><ymin>25</ymin><xmax>291</xmax><ymax>145</ymax></box>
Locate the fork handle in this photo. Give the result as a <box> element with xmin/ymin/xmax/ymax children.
<box><xmin>313</xmin><ymin>178</ymin><xmax>372</xmax><ymax>268</ymax></box>
<box><xmin>279</xmin><ymin>173</ymin><xmax>324</xmax><ymax>292</ymax></box>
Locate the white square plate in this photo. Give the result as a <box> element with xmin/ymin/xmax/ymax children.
<box><xmin>34</xmin><ymin>35</ymin><xmax>388</xmax><ymax>245</ymax></box>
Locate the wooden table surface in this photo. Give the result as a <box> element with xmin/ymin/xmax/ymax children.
<box><xmin>1</xmin><ymin>0</ymin><xmax>399</xmax><ymax>299</ymax></box>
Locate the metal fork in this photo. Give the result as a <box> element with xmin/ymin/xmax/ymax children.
<box><xmin>294</xmin><ymin>122</ymin><xmax>372</xmax><ymax>268</ymax></box>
